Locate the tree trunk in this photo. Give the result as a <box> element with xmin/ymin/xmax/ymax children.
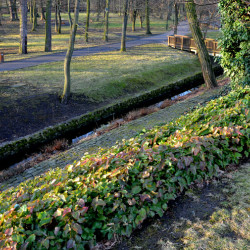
<box><xmin>174</xmin><ymin>2</ymin><xmax>178</xmax><ymax>34</ymax></box>
<box><xmin>62</xmin><ymin>0</ymin><xmax>80</xmax><ymax>103</ymax></box>
<box><xmin>0</xmin><ymin>1</ymin><xmax>2</xmax><ymax>26</ymax></box>
<box><xmin>45</xmin><ymin>0</ymin><xmax>52</xmax><ymax>52</ymax></box>
<box><xmin>103</xmin><ymin>0</ymin><xmax>110</xmax><ymax>41</ymax></box>
<box><xmin>68</xmin><ymin>0</ymin><xmax>72</xmax><ymax>28</ymax></box>
<box><xmin>40</xmin><ymin>0</ymin><xmax>45</xmax><ymax>20</ymax></box>
<box><xmin>58</xmin><ymin>1</ymin><xmax>61</xmax><ymax>34</ymax></box>
<box><xmin>32</xmin><ymin>0</ymin><xmax>37</xmax><ymax>31</ymax></box>
<box><xmin>185</xmin><ymin>0</ymin><xmax>218</xmax><ymax>88</ymax></box>
<box><xmin>9</xmin><ymin>0</ymin><xmax>17</xmax><ymax>21</ymax></box>
<box><xmin>85</xmin><ymin>0</ymin><xmax>90</xmax><ymax>42</ymax></box>
<box><xmin>55</xmin><ymin>0</ymin><xmax>58</xmax><ymax>32</ymax></box>
<box><xmin>145</xmin><ymin>0</ymin><xmax>151</xmax><ymax>34</ymax></box>
<box><xmin>132</xmin><ymin>9</ymin><xmax>137</xmax><ymax>32</ymax></box>
<box><xmin>96</xmin><ymin>0</ymin><xmax>101</xmax><ymax>21</ymax></box>
<box><xmin>20</xmin><ymin>0</ymin><xmax>28</xmax><ymax>54</ymax></box>
<box><xmin>120</xmin><ymin>0</ymin><xmax>129</xmax><ymax>52</ymax></box>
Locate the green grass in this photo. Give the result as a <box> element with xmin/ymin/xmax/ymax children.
<box><xmin>0</xmin><ymin>12</ymin><xmax>173</xmax><ymax>62</ymax></box>
<box><xmin>0</xmin><ymin>44</ymin><xmax>201</xmax><ymax>103</ymax></box>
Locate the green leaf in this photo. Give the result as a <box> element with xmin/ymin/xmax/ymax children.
<box><xmin>131</xmin><ymin>186</ymin><xmax>142</xmax><ymax>194</ymax></box>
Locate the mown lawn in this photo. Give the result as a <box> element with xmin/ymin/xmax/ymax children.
<box><xmin>0</xmin><ymin>44</ymin><xmax>201</xmax><ymax>102</ymax></box>
<box><xmin>0</xmin><ymin>12</ymin><xmax>174</xmax><ymax>62</ymax></box>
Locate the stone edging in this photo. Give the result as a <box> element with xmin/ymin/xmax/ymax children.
<box><xmin>0</xmin><ymin>65</ymin><xmax>223</xmax><ymax>169</ymax></box>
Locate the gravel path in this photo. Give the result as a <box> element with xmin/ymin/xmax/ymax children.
<box><xmin>0</xmin><ymin>21</ymin><xmax>190</xmax><ymax>72</ymax></box>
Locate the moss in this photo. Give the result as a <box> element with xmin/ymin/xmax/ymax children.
<box><xmin>0</xmin><ymin>67</ymin><xmax>223</xmax><ymax>169</ymax></box>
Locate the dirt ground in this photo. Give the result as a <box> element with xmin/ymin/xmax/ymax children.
<box><xmin>0</xmin><ymin>92</ymin><xmax>107</xmax><ymax>142</ymax></box>
<box><xmin>110</xmin><ymin>161</ymin><xmax>250</xmax><ymax>250</ymax></box>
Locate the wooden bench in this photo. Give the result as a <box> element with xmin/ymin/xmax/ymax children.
<box><xmin>168</xmin><ymin>35</ymin><xmax>220</xmax><ymax>56</ymax></box>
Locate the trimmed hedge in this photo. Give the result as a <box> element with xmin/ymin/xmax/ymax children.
<box><xmin>0</xmin><ymin>65</ymin><xmax>223</xmax><ymax>169</ymax></box>
<box><xmin>0</xmin><ymin>86</ymin><xmax>249</xmax><ymax>249</ymax></box>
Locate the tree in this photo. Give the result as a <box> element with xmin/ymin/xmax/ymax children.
<box><xmin>120</xmin><ymin>0</ymin><xmax>129</xmax><ymax>52</ymax></box>
<box><xmin>85</xmin><ymin>0</ymin><xmax>90</xmax><ymax>42</ymax></box>
<box><xmin>145</xmin><ymin>0</ymin><xmax>151</xmax><ymax>34</ymax></box>
<box><xmin>32</xmin><ymin>0</ymin><xmax>37</xmax><ymax>31</ymax></box>
<box><xmin>219</xmin><ymin>0</ymin><xmax>249</xmax><ymax>88</ymax></box>
<box><xmin>68</xmin><ymin>0</ymin><xmax>72</xmax><ymax>28</ymax></box>
<box><xmin>45</xmin><ymin>0</ymin><xmax>52</xmax><ymax>52</ymax></box>
<box><xmin>103</xmin><ymin>0</ymin><xmax>110</xmax><ymax>41</ymax></box>
<box><xmin>174</xmin><ymin>1</ymin><xmax>178</xmax><ymax>34</ymax></box>
<box><xmin>20</xmin><ymin>0</ymin><xmax>28</xmax><ymax>54</ymax></box>
<box><xmin>185</xmin><ymin>0</ymin><xmax>218</xmax><ymax>88</ymax></box>
<box><xmin>40</xmin><ymin>0</ymin><xmax>45</xmax><ymax>20</ymax></box>
<box><xmin>9</xmin><ymin>0</ymin><xmax>18</xmax><ymax>21</ymax></box>
<box><xmin>62</xmin><ymin>0</ymin><xmax>80</xmax><ymax>103</ymax></box>
<box><xmin>55</xmin><ymin>0</ymin><xmax>62</xmax><ymax>33</ymax></box>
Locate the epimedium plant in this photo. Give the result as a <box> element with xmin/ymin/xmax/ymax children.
<box><xmin>0</xmin><ymin>87</ymin><xmax>249</xmax><ymax>249</ymax></box>
<box><xmin>218</xmin><ymin>0</ymin><xmax>250</xmax><ymax>88</ymax></box>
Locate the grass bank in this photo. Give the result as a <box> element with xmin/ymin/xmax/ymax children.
<box><xmin>0</xmin><ymin>44</ymin><xmax>201</xmax><ymax>102</ymax></box>
<box><xmin>0</xmin><ymin>86</ymin><xmax>248</xmax><ymax>249</ymax></box>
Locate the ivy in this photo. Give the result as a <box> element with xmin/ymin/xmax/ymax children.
<box><xmin>218</xmin><ymin>0</ymin><xmax>250</xmax><ymax>88</ymax></box>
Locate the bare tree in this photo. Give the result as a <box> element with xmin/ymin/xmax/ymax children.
<box><xmin>120</xmin><ymin>0</ymin><xmax>129</xmax><ymax>51</ymax></box>
<box><xmin>185</xmin><ymin>0</ymin><xmax>218</xmax><ymax>88</ymax></box>
<box><xmin>103</xmin><ymin>0</ymin><xmax>110</xmax><ymax>41</ymax></box>
<box><xmin>20</xmin><ymin>0</ymin><xmax>28</xmax><ymax>54</ymax></box>
<box><xmin>62</xmin><ymin>0</ymin><xmax>80</xmax><ymax>103</ymax></box>
<box><xmin>45</xmin><ymin>0</ymin><xmax>52</xmax><ymax>52</ymax></box>
<box><xmin>145</xmin><ymin>0</ymin><xmax>151</xmax><ymax>34</ymax></box>
<box><xmin>85</xmin><ymin>0</ymin><xmax>90</xmax><ymax>42</ymax></box>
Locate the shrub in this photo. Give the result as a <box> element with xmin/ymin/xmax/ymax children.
<box><xmin>218</xmin><ymin>0</ymin><xmax>250</xmax><ymax>88</ymax></box>
<box><xmin>0</xmin><ymin>87</ymin><xmax>249</xmax><ymax>249</ymax></box>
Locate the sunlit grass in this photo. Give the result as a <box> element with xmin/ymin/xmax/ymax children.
<box><xmin>0</xmin><ymin>44</ymin><xmax>200</xmax><ymax>103</ymax></box>
<box><xmin>1</xmin><ymin>13</ymin><xmax>174</xmax><ymax>61</ymax></box>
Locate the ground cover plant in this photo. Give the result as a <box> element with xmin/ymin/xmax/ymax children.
<box><xmin>0</xmin><ymin>86</ymin><xmax>249</xmax><ymax>249</ymax></box>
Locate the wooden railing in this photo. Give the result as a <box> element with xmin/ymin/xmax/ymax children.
<box><xmin>168</xmin><ymin>35</ymin><xmax>220</xmax><ymax>56</ymax></box>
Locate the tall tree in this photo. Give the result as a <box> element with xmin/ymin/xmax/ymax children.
<box><xmin>55</xmin><ymin>0</ymin><xmax>62</xmax><ymax>33</ymax></box>
<box><xmin>145</xmin><ymin>0</ymin><xmax>151</xmax><ymax>34</ymax></box>
<box><xmin>40</xmin><ymin>0</ymin><xmax>45</xmax><ymax>20</ymax></box>
<box><xmin>0</xmin><ymin>0</ymin><xmax>2</xmax><ymax>26</ymax></box>
<box><xmin>85</xmin><ymin>0</ymin><xmax>90</xmax><ymax>42</ymax></box>
<box><xmin>120</xmin><ymin>0</ymin><xmax>129</xmax><ymax>52</ymax></box>
<box><xmin>62</xmin><ymin>0</ymin><xmax>80</xmax><ymax>103</ymax></box>
<box><xmin>103</xmin><ymin>0</ymin><xmax>110</xmax><ymax>41</ymax></box>
<box><xmin>185</xmin><ymin>0</ymin><xmax>217</xmax><ymax>88</ymax></box>
<box><xmin>9</xmin><ymin>0</ymin><xmax>18</xmax><ymax>21</ymax></box>
<box><xmin>174</xmin><ymin>1</ymin><xmax>178</xmax><ymax>34</ymax></box>
<box><xmin>68</xmin><ymin>0</ymin><xmax>72</xmax><ymax>27</ymax></box>
<box><xmin>20</xmin><ymin>0</ymin><xmax>28</xmax><ymax>54</ymax></box>
<box><xmin>32</xmin><ymin>0</ymin><xmax>37</xmax><ymax>31</ymax></box>
<box><xmin>45</xmin><ymin>0</ymin><xmax>52</xmax><ymax>52</ymax></box>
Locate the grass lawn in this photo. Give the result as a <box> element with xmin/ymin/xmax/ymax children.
<box><xmin>0</xmin><ymin>12</ymin><xmax>174</xmax><ymax>62</ymax></box>
<box><xmin>0</xmin><ymin>44</ymin><xmax>201</xmax><ymax>102</ymax></box>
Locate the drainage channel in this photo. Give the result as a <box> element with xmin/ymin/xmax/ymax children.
<box><xmin>71</xmin><ymin>87</ymin><xmax>198</xmax><ymax>144</ymax></box>
<box><xmin>3</xmin><ymin>85</ymin><xmax>200</xmax><ymax>173</ymax></box>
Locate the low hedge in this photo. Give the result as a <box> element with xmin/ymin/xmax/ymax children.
<box><xmin>0</xmin><ymin>65</ymin><xmax>223</xmax><ymax>168</ymax></box>
<box><xmin>0</xmin><ymin>86</ymin><xmax>248</xmax><ymax>249</ymax></box>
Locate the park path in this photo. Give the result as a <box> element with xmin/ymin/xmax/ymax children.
<box><xmin>0</xmin><ymin>21</ymin><xmax>190</xmax><ymax>72</ymax></box>
<box><xmin>0</xmin><ymin>86</ymin><xmax>222</xmax><ymax>191</ymax></box>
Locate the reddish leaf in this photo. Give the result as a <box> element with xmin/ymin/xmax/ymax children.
<box><xmin>183</xmin><ymin>156</ymin><xmax>194</xmax><ymax>167</ymax></box>
<box><xmin>72</xmin><ymin>223</ymin><xmax>82</xmax><ymax>235</ymax></box>
<box><xmin>62</xmin><ymin>208</ymin><xmax>72</xmax><ymax>217</ymax></box>
<box><xmin>140</xmin><ymin>194</ymin><xmax>152</xmax><ymax>202</ymax></box>
<box><xmin>79</xmin><ymin>207</ymin><xmax>88</xmax><ymax>215</ymax></box>
<box><xmin>5</xmin><ymin>227</ymin><xmax>13</xmax><ymax>236</ymax></box>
